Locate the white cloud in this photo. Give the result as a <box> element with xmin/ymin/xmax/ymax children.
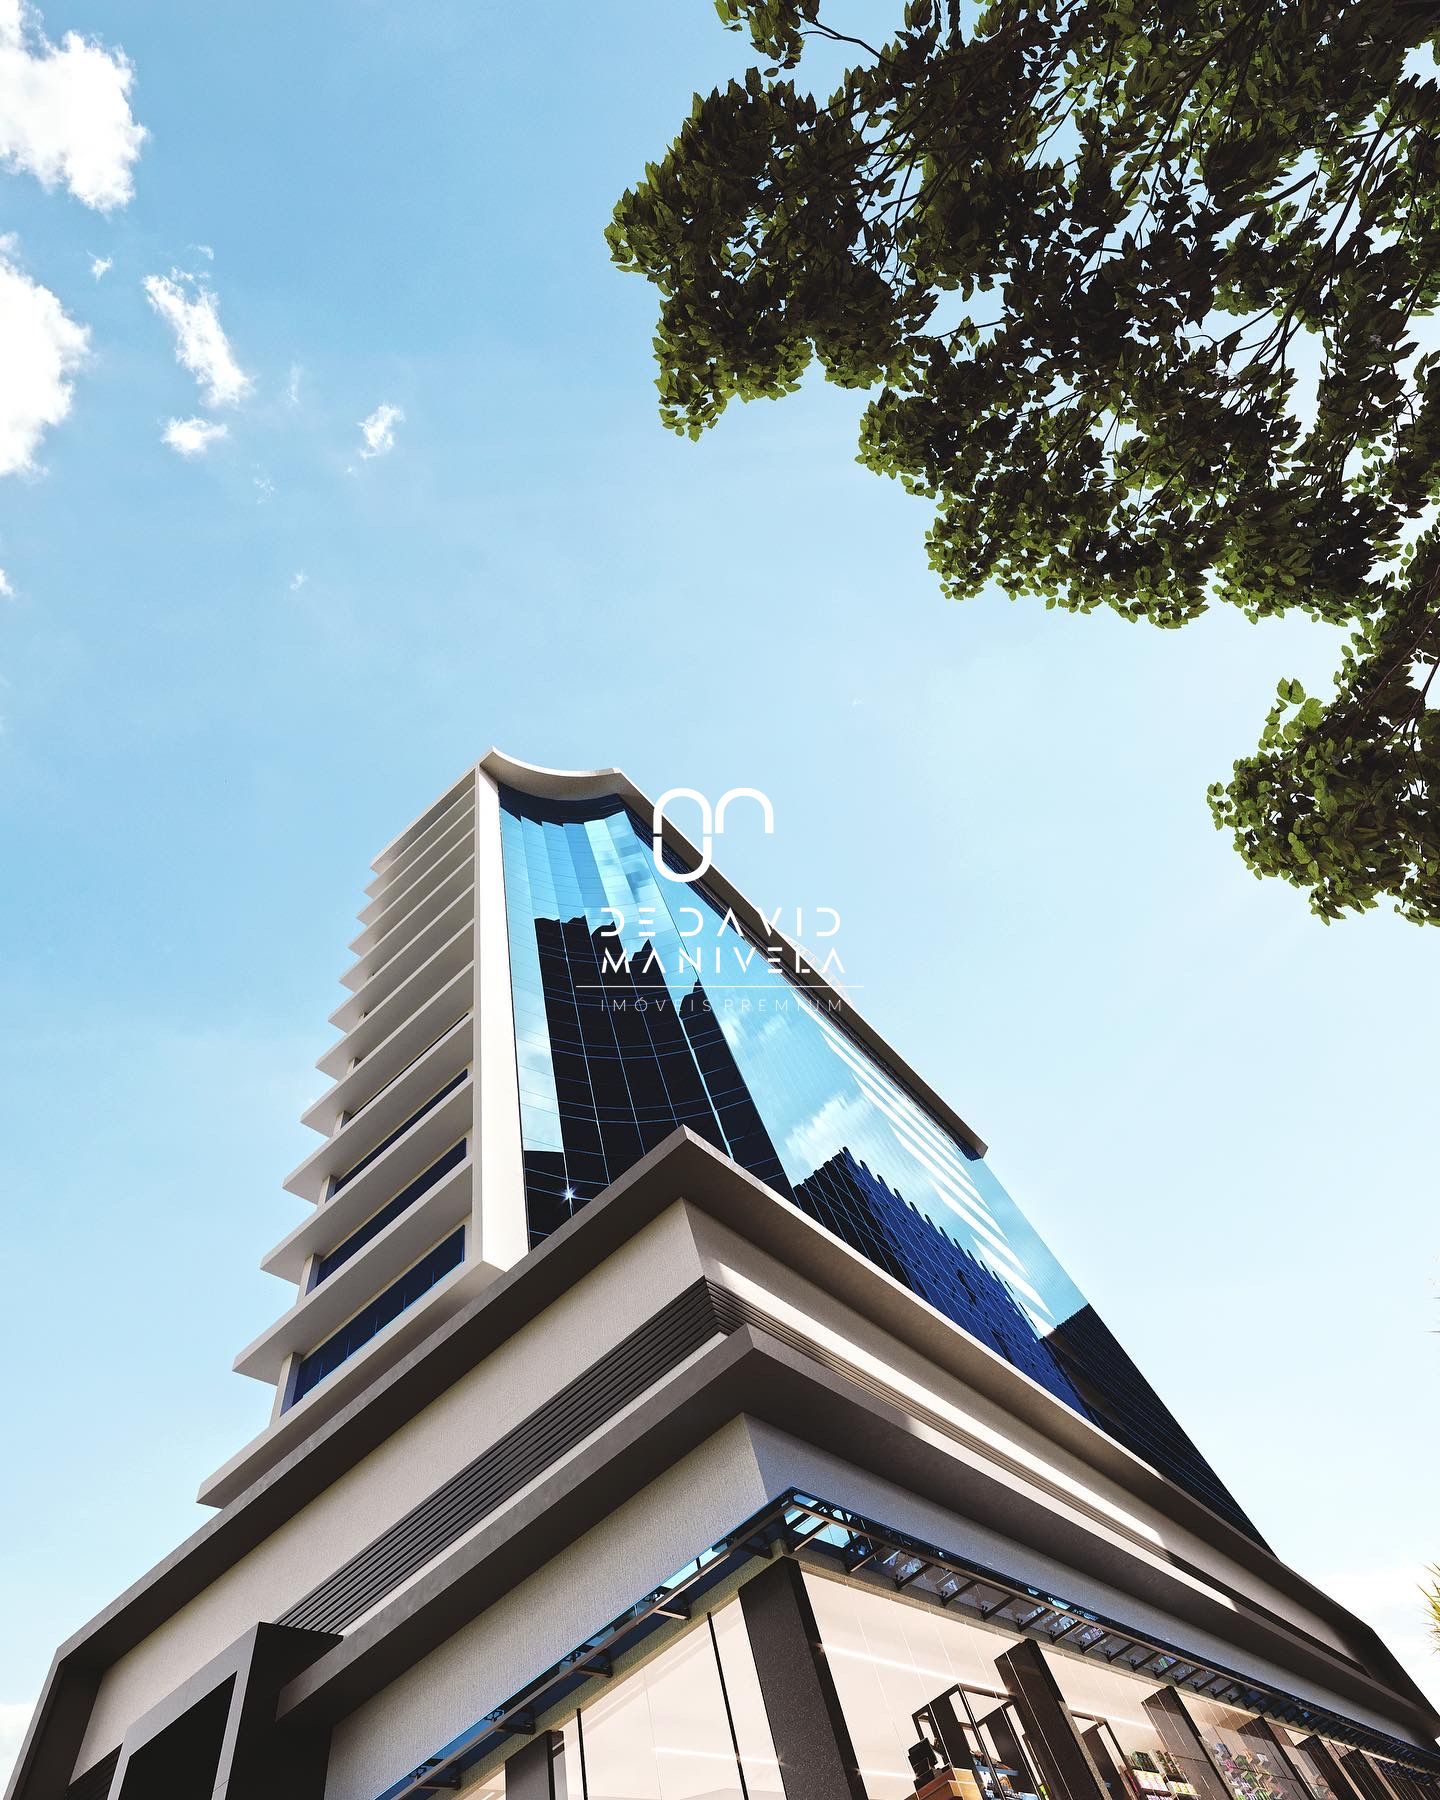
<box><xmin>0</xmin><ymin>568</ymin><xmax>12</xmax><ymax>596</ymax></box>
<box><xmin>0</xmin><ymin>0</ymin><xmax>145</xmax><ymax>210</ymax></box>
<box><xmin>161</xmin><ymin>415</ymin><xmax>226</xmax><ymax>457</ymax></box>
<box><xmin>284</xmin><ymin>362</ymin><xmax>302</xmax><ymax>407</ymax></box>
<box><xmin>0</xmin><ymin>1699</ymin><xmax>36</xmax><ymax>1792</ymax></box>
<box><xmin>289</xmin><ymin>570</ymin><xmax>306</xmax><ymax>591</ymax></box>
<box><xmin>253</xmin><ymin>470</ymin><xmax>274</xmax><ymax>503</ymax></box>
<box><xmin>0</xmin><ymin>236</ymin><xmax>88</xmax><ymax>476</ymax></box>
<box><xmin>143</xmin><ymin>272</ymin><xmax>250</xmax><ymax>407</ymax></box>
<box><xmin>88</xmin><ymin>252</ymin><xmax>110</xmax><ymax>279</ymax></box>
<box><xmin>358</xmin><ymin>400</ymin><xmax>402</xmax><ymax>459</ymax></box>
<box><xmin>192</xmin><ymin>241</ymin><xmax>213</xmax><ymax>260</ymax></box>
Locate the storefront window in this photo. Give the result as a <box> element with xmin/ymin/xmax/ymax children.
<box><xmin>1281</xmin><ymin>1734</ymin><xmax>1346</xmax><ymax>1800</ymax></box>
<box><xmin>558</xmin><ymin>1602</ymin><xmax>781</xmax><ymax>1800</ymax></box>
<box><xmin>1182</xmin><ymin>1698</ymin><xmax>1311</xmax><ymax>1800</ymax></box>
<box><xmin>1044</xmin><ymin>1650</ymin><xmax>1191</xmax><ymax>1800</ymax></box>
<box><xmin>804</xmin><ymin>1571</ymin><xmax>1033</xmax><ymax>1800</ymax></box>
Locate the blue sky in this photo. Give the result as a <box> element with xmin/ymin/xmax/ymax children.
<box><xmin>1</xmin><ymin>0</ymin><xmax>1438</xmax><ymax>1779</ymax></box>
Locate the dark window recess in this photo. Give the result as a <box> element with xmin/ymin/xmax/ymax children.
<box><xmin>330</xmin><ymin>1069</ymin><xmax>468</xmax><ymax>1193</ymax></box>
<box><xmin>312</xmin><ymin>1140</ymin><xmax>468</xmax><ymax>1288</ymax></box>
<box><xmin>290</xmin><ymin>1228</ymin><xmax>465</xmax><ymax>1405</ymax></box>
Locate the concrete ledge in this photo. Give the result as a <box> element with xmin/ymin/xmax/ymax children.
<box><xmin>271</xmin><ymin>1327</ymin><xmax>1436</xmax><ymax>1748</ymax></box>
<box><xmin>15</xmin><ymin>1132</ymin><xmax>1438</xmax><ymax>1800</ymax></box>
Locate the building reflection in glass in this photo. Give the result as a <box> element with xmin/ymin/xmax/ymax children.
<box><xmin>497</xmin><ymin>788</ymin><xmax>1255</xmax><ymax>1538</ymax></box>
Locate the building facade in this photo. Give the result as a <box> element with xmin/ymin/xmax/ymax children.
<box><xmin>9</xmin><ymin>752</ymin><xmax>1439</xmax><ymax>1800</ymax></box>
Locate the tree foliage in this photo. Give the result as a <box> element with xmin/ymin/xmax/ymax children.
<box><xmin>609</xmin><ymin>0</ymin><xmax>1440</xmax><ymax>922</ymax></box>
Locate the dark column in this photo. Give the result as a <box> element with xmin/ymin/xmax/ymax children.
<box><xmin>1141</xmin><ymin>1690</ymin><xmax>1229</xmax><ymax>1800</ymax></box>
<box><xmin>993</xmin><ymin>1638</ymin><xmax>1107</xmax><ymax>1800</ymax></box>
<box><xmin>1235</xmin><ymin>1717</ymin><xmax>1316</xmax><ymax>1800</ymax></box>
<box><xmin>217</xmin><ymin>1626</ymin><xmax>338</xmax><ymax>1800</ymax></box>
<box><xmin>7</xmin><ymin>1663</ymin><xmax>102</xmax><ymax>1800</ymax></box>
<box><xmin>1297</xmin><ymin>1737</ymin><xmax>1369</xmax><ymax>1800</ymax></box>
<box><xmin>106</xmin><ymin>1623</ymin><xmax>337</xmax><ymax>1800</ymax></box>
<box><xmin>506</xmin><ymin>1732</ymin><xmax>566</xmax><ymax>1800</ymax></box>
<box><xmin>739</xmin><ymin>1558</ymin><xmax>868</xmax><ymax>1800</ymax></box>
<box><xmin>928</xmin><ymin>1694</ymin><xmax>976</xmax><ymax>1771</ymax></box>
<box><xmin>1341</xmin><ymin>1753</ymin><xmax>1406</xmax><ymax>1800</ymax></box>
<box><xmin>979</xmin><ymin>1701</ymin><xmax>1031</xmax><ymax>1783</ymax></box>
<box><xmin>1081</xmin><ymin>1724</ymin><xmax>1132</xmax><ymax>1800</ymax></box>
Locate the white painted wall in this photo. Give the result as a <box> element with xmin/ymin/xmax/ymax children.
<box><xmin>74</xmin><ymin>1204</ymin><xmax>708</xmax><ymax>1777</ymax></box>
<box><xmin>321</xmin><ymin>1418</ymin><xmax>772</xmax><ymax>1800</ymax></box>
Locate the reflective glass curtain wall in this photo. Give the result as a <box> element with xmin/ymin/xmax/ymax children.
<box><xmin>497</xmin><ymin>787</ymin><xmax>1256</xmax><ymax>1539</ymax></box>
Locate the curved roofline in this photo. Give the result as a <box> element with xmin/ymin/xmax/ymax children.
<box><xmin>480</xmin><ymin>749</ymin><xmax>633</xmax><ymax>800</ymax></box>
<box><xmin>476</xmin><ymin>749</ymin><xmax>990</xmax><ymax>1160</ymax></box>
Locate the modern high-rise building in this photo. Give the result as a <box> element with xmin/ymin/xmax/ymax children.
<box><xmin>10</xmin><ymin>752</ymin><xmax>1438</xmax><ymax>1800</ymax></box>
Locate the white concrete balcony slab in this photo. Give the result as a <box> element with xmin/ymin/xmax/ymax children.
<box><xmin>316</xmin><ymin>941</ymin><xmax>474</xmax><ymax>1082</ymax></box>
<box><xmin>329</xmin><ymin>905</ymin><xmax>473</xmax><ymax>1037</ymax></box>
<box><xmin>286</xmin><ymin>1021</ymin><xmax>471</xmax><ymax>1203</ymax></box>
<box><xmin>349</xmin><ymin>834</ymin><xmax>474</xmax><ymax>953</ymax></box>
<box><xmin>272</xmin><ymin>1077</ymin><xmax>473</xmax><ymax>1275</ymax></box>
<box><xmin>240</xmin><ymin>1154</ymin><xmax>474</xmax><ymax>1383</ymax></box>
<box><xmin>369</xmin><ymin>772</ymin><xmax>474</xmax><ymax>872</ymax></box>
<box><xmin>364</xmin><ymin>797</ymin><xmax>475</xmax><ymax>900</ymax></box>
<box><xmin>340</xmin><ymin>862</ymin><xmax>474</xmax><ymax>992</ymax></box>
<box><xmin>307</xmin><ymin>983</ymin><xmax>472</xmax><ymax>1127</ymax></box>
<box><xmin>303</xmin><ymin>1008</ymin><xmax>471</xmax><ymax>1139</ymax></box>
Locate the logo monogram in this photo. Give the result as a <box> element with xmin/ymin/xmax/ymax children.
<box><xmin>651</xmin><ymin>787</ymin><xmax>774</xmax><ymax>884</ymax></box>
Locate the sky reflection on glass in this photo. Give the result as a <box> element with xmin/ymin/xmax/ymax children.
<box><xmin>497</xmin><ymin>787</ymin><xmax>1256</xmax><ymax>1539</ymax></box>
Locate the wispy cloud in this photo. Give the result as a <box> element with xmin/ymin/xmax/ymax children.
<box><xmin>161</xmin><ymin>415</ymin><xmax>226</xmax><ymax>458</ymax></box>
<box><xmin>143</xmin><ymin>272</ymin><xmax>250</xmax><ymax>407</ymax></box>
<box><xmin>0</xmin><ymin>0</ymin><xmax>145</xmax><ymax>210</ymax></box>
<box><xmin>192</xmin><ymin>242</ymin><xmax>213</xmax><ymax>261</ymax></box>
<box><xmin>0</xmin><ymin>236</ymin><xmax>89</xmax><ymax>477</ymax></box>
<box><xmin>357</xmin><ymin>401</ymin><xmax>402</xmax><ymax>459</ymax></box>
<box><xmin>284</xmin><ymin>363</ymin><xmax>303</xmax><ymax>407</ymax></box>
<box><xmin>88</xmin><ymin>253</ymin><xmax>111</xmax><ymax>280</ymax></box>
<box><xmin>0</xmin><ymin>568</ymin><xmax>12</xmax><ymax>597</ymax></box>
<box><xmin>289</xmin><ymin>571</ymin><xmax>307</xmax><ymax>592</ymax></box>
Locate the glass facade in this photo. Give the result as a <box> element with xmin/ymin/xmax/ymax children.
<box><xmin>497</xmin><ymin>787</ymin><xmax>1255</xmax><ymax>1538</ymax></box>
<box><xmin>807</xmin><ymin>1567</ymin><xmax>1023</xmax><ymax>1800</ymax></box>
<box><xmin>803</xmin><ymin>1576</ymin><xmax>1397</xmax><ymax>1800</ymax></box>
<box><xmin>557</xmin><ymin>1601</ymin><xmax>782</xmax><ymax>1800</ymax></box>
<box><xmin>1183</xmin><ymin>1698</ymin><xmax>1313</xmax><ymax>1800</ymax></box>
<box><xmin>380</xmin><ymin>1492</ymin><xmax>1439</xmax><ymax>1800</ymax></box>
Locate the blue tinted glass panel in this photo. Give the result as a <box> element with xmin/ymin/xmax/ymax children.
<box><xmin>290</xmin><ymin>1227</ymin><xmax>465</xmax><ymax>1405</ymax></box>
<box><xmin>496</xmin><ymin>787</ymin><xmax>1260</xmax><ymax>1543</ymax></box>
<box><xmin>312</xmin><ymin>1139</ymin><xmax>468</xmax><ymax>1287</ymax></box>
<box><xmin>331</xmin><ymin>1069</ymin><xmax>469</xmax><ymax>1192</ymax></box>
